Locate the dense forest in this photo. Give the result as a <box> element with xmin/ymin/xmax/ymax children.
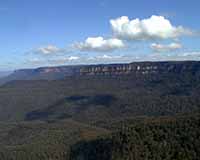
<box><xmin>0</xmin><ymin>61</ymin><xmax>199</xmax><ymax>159</ymax></box>
<box><xmin>71</xmin><ymin>114</ymin><xmax>200</xmax><ymax>160</ymax></box>
<box><xmin>0</xmin><ymin>114</ymin><xmax>199</xmax><ymax>160</ymax></box>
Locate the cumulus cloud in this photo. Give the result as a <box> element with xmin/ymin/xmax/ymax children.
<box><xmin>151</xmin><ymin>43</ymin><xmax>182</xmax><ymax>52</ymax></box>
<box><xmin>110</xmin><ymin>15</ymin><xmax>193</xmax><ymax>40</ymax></box>
<box><xmin>36</xmin><ymin>45</ymin><xmax>62</xmax><ymax>55</ymax></box>
<box><xmin>74</xmin><ymin>37</ymin><xmax>125</xmax><ymax>52</ymax></box>
<box><xmin>28</xmin><ymin>15</ymin><xmax>198</xmax><ymax>65</ymax></box>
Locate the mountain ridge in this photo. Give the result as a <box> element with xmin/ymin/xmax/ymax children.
<box><xmin>1</xmin><ymin>61</ymin><xmax>200</xmax><ymax>86</ymax></box>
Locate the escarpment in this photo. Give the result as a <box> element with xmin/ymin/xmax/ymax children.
<box><xmin>79</xmin><ymin>61</ymin><xmax>200</xmax><ymax>76</ymax></box>
<box><xmin>1</xmin><ymin>61</ymin><xmax>200</xmax><ymax>86</ymax></box>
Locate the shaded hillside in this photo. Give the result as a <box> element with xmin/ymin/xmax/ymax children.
<box><xmin>0</xmin><ymin>113</ymin><xmax>199</xmax><ymax>160</ymax></box>
<box><xmin>0</xmin><ymin>71</ymin><xmax>12</xmax><ymax>78</ymax></box>
<box><xmin>0</xmin><ymin>120</ymin><xmax>109</xmax><ymax>160</ymax></box>
<box><xmin>0</xmin><ymin>67</ymin><xmax>200</xmax><ymax>122</ymax></box>
<box><xmin>70</xmin><ymin>114</ymin><xmax>200</xmax><ymax>160</ymax></box>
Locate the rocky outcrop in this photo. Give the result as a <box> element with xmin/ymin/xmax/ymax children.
<box><xmin>1</xmin><ymin>61</ymin><xmax>200</xmax><ymax>86</ymax></box>
<box><xmin>80</xmin><ymin>64</ymin><xmax>157</xmax><ymax>75</ymax></box>
<box><xmin>12</xmin><ymin>61</ymin><xmax>200</xmax><ymax>77</ymax></box>
<box><xmin>79</xmin><ymin>61</ymin><xmax>200</xmax><ymax>76</ymax></box>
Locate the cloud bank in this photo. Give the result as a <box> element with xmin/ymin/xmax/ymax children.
<box><xmin>151</xmin><ymin>43</ymin><xmax>182</xmax><ymax>52</ymax></box>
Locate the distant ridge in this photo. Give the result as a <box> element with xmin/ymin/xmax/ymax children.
<box><xmin>0</xmin><ymin>71</ymin><xmax>12</xmax><ymax>78</ymax></box>
<box><xmin>1</xmin><ymin>61</ymin><xmax>200</xmax><ymax>85</ymax></box>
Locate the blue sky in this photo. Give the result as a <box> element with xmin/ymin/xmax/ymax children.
<box><xmin>0</xmin><ymin>0</ymin><xmax>200</xmax><ymax>70</ymax></box>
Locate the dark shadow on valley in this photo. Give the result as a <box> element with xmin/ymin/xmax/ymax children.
<box><xmin>69</xmin><ymin>138</ymin><xmax>113</xmax><ymax>160</ymax></box>
<box><xmin>25</xmin><ymin>94</ymin><xmax>117</xmax><ymax>121</ymax></box>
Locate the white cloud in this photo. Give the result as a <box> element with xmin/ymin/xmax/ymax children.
<box><xmin>50</xmin><ymin>56</ymin><xmax>80</xmax><ymax>63</ymax></box>
<box><xmin>96</xmin><ymin>54</ymin><xmax>123</xmax><ymax>59</ymax></box>
<box><xmin>181</xmin><ymin>52</ymin><xmax>200</xmax><ymax>57</ymax></box>
<box><xmin>27</xmin><ymin>56</ymin><xmax>80</xmax><ymax>66</ymax></box>
<box><xmin>151</xmin><ymin>42</ymin><xmax>182</xmax><ymax>52</ymax></box>
<box><xmin>85</xmin><ymin>54</ymin><xmax>128</xmax><ymax>63</ymax></box>
<box><xmin>37</xmin><ymin>45</ymin><xmax>61</xmax><ymax>55</ymax></box>
<box><xmin>67</xmin><ymin>56</ymin><xmax>80</xmax><ymax>61</ymax></box>
<box><xmin>98</xmin><ymin>54</ymin><xmax>112</xmax><ymax>59</ymax></box>
<box><xmin>74</xmin><ymin>37</ymin><xmax>125</xmax><ymax>52</ymax></box>
<box><xmin>27</xmin><ymin>15</ymin><xmax>198</xmax><ymax>65</ymax></box>
<box><xmin>110</xmin><ymin>15</ymin><xmax>193</xmax><ymax>40</ymax></box>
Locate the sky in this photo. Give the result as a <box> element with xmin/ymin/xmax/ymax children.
<box><xmin>0</xmin><ymin>0</ymin><xmax>200</xmax><ymax>70</ymax></box>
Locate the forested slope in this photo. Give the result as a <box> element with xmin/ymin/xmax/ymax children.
<box><xmin>70</xmin><ymin>114</ymin><xmax>200</xmax><ymax>160</ymax></box>
<box><xmin>0</xmin><ymin>61</ymin><xmax>200</xmax><ymax>159</ymax></box>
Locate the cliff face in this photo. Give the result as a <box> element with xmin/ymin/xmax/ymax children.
<box><xmin>79</xmin><ymin>61</ymin><xmax>200</xmax><ymax>76</ymax></box>
<box><xmin>12</xmin><ymin>61</ymin><xmax>200</xmax><ymax>77</ymax></box>
<box><xmin>80</xmin><ymin>63</ymin><xmax>157</xmax><ymax>75</ymax></box>
<box><xmin>1</xmin><ymin>61</ymin><xmax>200</xmax><ymax>86</ymax></box>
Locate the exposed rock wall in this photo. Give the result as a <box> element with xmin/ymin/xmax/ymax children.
<box><xmin>2</xmin><ymin>61</ymin><xmax>200</xmax><ymax>86</ymax></box>
<box><xmin>79</xmin><ymin>61</ymin><xmax>200</xmax><ymax>76</ymax></box>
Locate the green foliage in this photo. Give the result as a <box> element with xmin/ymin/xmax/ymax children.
<box><xmin>0</xmin><ymin>120</ymin><xmax>109</xmax><ymax>160</ymax></box>
<box><xmin>70</xmin><ymin>114</ymin><xmax>200</xmax><ymax>160</ymax></box>
<box><xmin>0</xmin><ymin>62</ymin><xmax>200</xmax><ymax>159</ymax></box>
<box><xmin>0</xmin><ymin>72</ymin><xmax>200</xmax><ymax>122</ymax></box>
